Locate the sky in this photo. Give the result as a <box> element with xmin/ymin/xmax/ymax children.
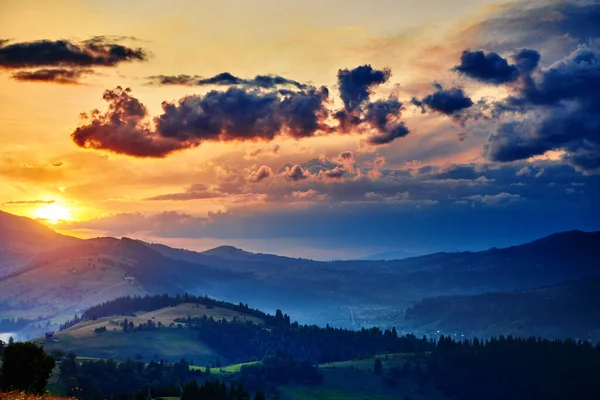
<box><xmin>1</xmin><ymin>0</ymin><xmax>600</xmax><ymax>259</ymax></box>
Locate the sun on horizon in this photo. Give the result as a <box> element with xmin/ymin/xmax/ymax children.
<box><xmin>34</xmin><ymin>203</ymin><xmax>72</xmax><ymax>225</ymax></box>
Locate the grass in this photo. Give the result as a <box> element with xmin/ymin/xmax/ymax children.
<box><xmin>35</xmin><ymin>328</ymin><xmax>220</xmax><ymax>365</ymax></box>
<box><xmin>319</xmin><ymin>352</ymin><xmax>430</xmax><ymax>371</ymax></box>
<box><xmin>311</xmin><ymin>353</ymin><xmax>447</xmax><ymax>400</ymax></box>
<box><xmin>190</xmin><ymin>361</ymin><xmax>261</xmax><ymax>374</ymax></box>
<box><xmin>30</xmin><ymin>303</ymin><xmax>264</xmax><ymax>364</ymax></box>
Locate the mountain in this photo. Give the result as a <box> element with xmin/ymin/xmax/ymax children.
<box><xmin>1</xmin><ymin>210</ymin><xmax>600</xmax><ymax>336</ymax></box>
<box><xmin>0</xmin><ymin>210</ymin><xmax>79</xmax><ymax>272</ymax></box>
<box><xmin>400</xmin><ymin>277</ymin><xmax>600</xmax><ymax>341</ymax></box>
<box><xmin>363</xmin><ymin>248</ymin><xmax>419</xmax><ymax>260</ymax></box>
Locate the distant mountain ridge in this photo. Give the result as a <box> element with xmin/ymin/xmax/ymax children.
<box><xmin>0</xmin><ymin>209</ymin><xmax>599</xmax><ymax>336</ymax></box>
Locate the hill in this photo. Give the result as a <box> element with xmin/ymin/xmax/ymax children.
<box><xmin>400</xmin><ymin>277</ymin><xmax>600</xmax><ymax>340</ymax></box>
<box><xmin>35</xmin><ymin>302</ymin><xmax>264</xmax><ymax>365</ymax></box>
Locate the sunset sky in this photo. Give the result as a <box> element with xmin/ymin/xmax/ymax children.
<box><xmin>1</xmin><ymin>0</ymin><xmax>599</xmax><ymax>259</ymax></box>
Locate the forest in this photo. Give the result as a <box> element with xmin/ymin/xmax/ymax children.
<box><xmin>52</xmin><ymin>294</ymin><xmax>600</xmax><ymax>400</ymax></box>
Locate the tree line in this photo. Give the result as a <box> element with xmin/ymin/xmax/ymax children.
<box><xmin>187</xmin><ymin>311</ymin><xmax>432</xmax><ymax>364</ymax></box>
<box><xmin>412</xmin><ymin>335</ymin><xmax>600</xmax><ymax>400</ymax></box>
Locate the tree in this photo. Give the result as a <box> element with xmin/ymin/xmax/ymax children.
<box><xmin>374</xmin><ymin>358</ymin><xmax>383</xmax><ymax>375</ymax></box>
<box><xmin>254</xmin><ymin>390</ymin><xmax>267</xmax><ymax>400</ymax></box>
<box><xmin>0</xmin><ymin>342</ymin><xmax>55</xmax><ymax>393</ymax></box>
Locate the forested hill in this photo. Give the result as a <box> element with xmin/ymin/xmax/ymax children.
<box><xmin>60</xmin><ymin>293</ymin><xmax>273</xmax><ymax>330</ymax></box>
<box><xmin>58</xmin><ymin>294</ymin><xmax>433</xmax><ymax>365</ymax></box>
<box><xmin>402</xmin><ymin>276</ymin><xmax>600</xmax><ymax>340</ymax></box>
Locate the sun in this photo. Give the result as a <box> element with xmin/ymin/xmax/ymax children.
<box><xmin>35</xmin><ymin>203</ymin><xmax>72</xmax><ymax>224</ymax></box>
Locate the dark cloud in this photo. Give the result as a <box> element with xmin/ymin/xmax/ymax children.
<box><xmin>3</xmin><ymin>200</ymin><xmax>55</xmax><ymax>205</ymax></box>
<box><xmin>473</xmin><ymin>1</ymin><xmax>600</xmax><ymax>60</ymax></box>
<box><xmin>147</xmin><ymin>75</ymin><xmax>201</xmax><ymax>85</ymax></box>
<box><xmin>485</xmin><ymin>46</ymin><xmax>600</xmax><ymax>172</ymax></box>
<box><xmin>248</xmin><ymin>165</ymin><xmax>274</xmax><ymax>183</ymax></box>
<box><xmin>333</xmin><ymin>72</ymin><xmax>411</xmax><ymax>146</ymax></box>
<box><xmin>0</xmin><ymin>38</ymin><xmax>147</xmax><ymax>69</ymax></box>
<box><xmin>337</xmin><ymin>65</ymin><xmax>391</xmax><ymax>112</ymax></box>
<box><xmin>72</xmin><ymin>85</ymin><xmax>331</xmax><ymax>157</ymax></box>
<box><xmin>283</xmin><ymin>164</ymin><xmax>310</xmax><ymax>181</ymax></box>
<box><xmin>72</xmin><ymin>87</ymin><xmax>184</xmax><ymax>158</ymax></box>
<box><xmin>513</xmin><ymin>48</ymin><xmax>541</xmax><ymax>74</ymax></box>
<box><xmin>149</xmin><ymin>72</ymin><xmax>308</xmax><ymax>89</ymax></box>
<box><xmin>76</xmin><ymin>64</ymin><xmax>415</xmax><ymax>156</ymax></box>
<box><xmin>412</xmin><ymin>83</ymin><xmax>474</xmax><ymax>116</ymax></box>
<box><xmin>197</xmin><ymin>72</ymin><xmax>242</xmax><ymax>85</ymax></box>
<box><xmin>361</xmin><ymin>98</ymin><xmax>410</xmax><ymax>144</ymax></box>
<box><xmin>364</xmin><ymin>98</ymin><xmax>402</xmax><ymax>131</ymax></box>
<box><xmin>12</xmin><ymin>68</ymin><xmax>94</xmax><ymax>84</ymax></box>
<box><xmin>454</xmin><ymin>50</ymin><xmax>520</xmax><ymax>84</ymax></box>
<box><xmin>367</xmin><ymin>122</ymin><xmax>410</xmax><ymax>145</ymax></box>
<box><xmin>50</xmin><ymin>161</ymin><xmax>64</xmax><ymax>167</ymax></box>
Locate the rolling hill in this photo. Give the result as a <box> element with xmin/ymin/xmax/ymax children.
<box><xmin>35</xmin><ymin>302</ymin><xmax>263</xmax><ymax>365</ymax></box>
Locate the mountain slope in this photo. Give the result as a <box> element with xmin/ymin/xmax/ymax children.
<box><xmin>0</xmin><ymin>210</ymin><xmax>79</xmax><ymax>270</ymax></box>
<box><xmin>401</xmin><ymin>277</ymin><xmax>600</xmax><ymax>340</ymax></box>
<box><xmin>1</xmin><ymin>210</ymin><xmax>600</xmax><ymax>334</ymax></box>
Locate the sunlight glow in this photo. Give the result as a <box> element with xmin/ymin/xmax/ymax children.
<box><xmin>35</xmin><ymin>203</ymin><xmax>72</xmax><ymax>224</ymax></box>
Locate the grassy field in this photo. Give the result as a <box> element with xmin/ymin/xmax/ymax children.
<box><xmin>319</xmin><ymin>352</ymin><xmax>431</xmax><ymax>371</ymax></box>
<box><xmin>190</xmin><ymin>361</ymin><xmax>261</xmax><ymax>374</ymax></box>
<box><xmin>31</xmin><ymin>303</ymin><xmax>264</xmax><ymax>364</ymax></box>
<box><xmin>35</xmin><ymin>328</ymin><xmax>220</xmax><ymax>365</ymax></box>
<box><xmin>30</xmin><ymin>304</ymin><xmax>254</xmax><ymax>364</ymax></box>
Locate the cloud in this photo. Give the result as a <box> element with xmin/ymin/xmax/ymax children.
<box><xmin>453</xmin><ymin>49</ymin><xmax>521</xmax><ymax>84</ymax></box>
<box><xmin>74</xmin><ymin>63</ymin><xmax>417</xmax><ymax>155</ymax></box>
<box><xmin>465</xmin><ymin>192</ymin><xmax>521</xmax><ymax>206</ymax></box>
<box><xmin>3</xmin><ymin>199</ymin><xmax>55</xmax><ymax>205</ymax></box>
<box><xmin>485</xmin><ymin>45</ymin><xmax>600</xmax><ymax>172</ymax></box>
<box><xmin>291</xmin><ymin>189</ymin><xmax>326</xmax><ymax>201</ymax></box>
<box><xmin>146</xmin><ymin>183</ymin><xmax>225</xmax><ymax>201</ymax></box>
<box><xmin>283</xmin><ymin>164</ymin><xmax>310</xmax><ymax>181</ymax></box>
<box><xmin>11</xmin><ymin>68</ymin><xmax>94</xmax><ymax>84</ymax></box>
<box><xmin>373</xmin><ymin>156</ymin><xmax>386</xmax><ymax>169</ymax></box>
<box><xmin>248</xmin><ymin>165</ymin><xmax>274</xmax><ymax>183</ymax></box>
<box><xmin>149</xmin><ymin>72</ymin><xmax>308</xmax><ymax>89</ymax></box>
<box><xmin>367</xmin><ymin>122</ymin><xmax>410</xmax><ymax>145</ymax></box>
<box><xmin>412</xmin><ymin>83</ymin><xmax>474</xmax><ymax>117</ymax></box>
<box><xmin>147</xmin><ymin>74</ymin><xmax>202</xmax><ymax>85</ymax></box>
<box><xmin>471</xmin><ymin>0</ymin><xmax>600</xmax><ymax>60</ymax></box>
<box><xmin>0</xmin><ymin>37</ymin><xmax>147</xmax><ymax>68</ymax></box>
<box><xmin>71</xmin><ymin>85</ymin><xmax>331</xmax><ymax>157</ymax></box>
<box><xmin>334</xmin><ymin>72</ymin><xmax>411</xmax><ymax>146</ymax></box>
<box><xmin>319</xmin><ymin>166</ymin><xmax>346</xmax><ymax>181</ymax></box>
<box><xmin>0</xmin><ymin>37</ymin><xmax>147</xmax><ymax>84</ymax></box>
<box><xmin>516</xmin><ymin>166</ymin><xmax>531</xmax><ymax>176</ymax></box>
<box><xmin>336</xmin><ymin>151</ymin><xmax>355</xmax><ymax>170</ymax></box>
<box><xmin>337</xmin><ymin>65</ymin><xmax>391</xmax><ymax>112</ymax></box>
<box><xmin>71</xmin><ymin>87</ymin><xmax>183</xmax><ymax>158</ymax></box>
